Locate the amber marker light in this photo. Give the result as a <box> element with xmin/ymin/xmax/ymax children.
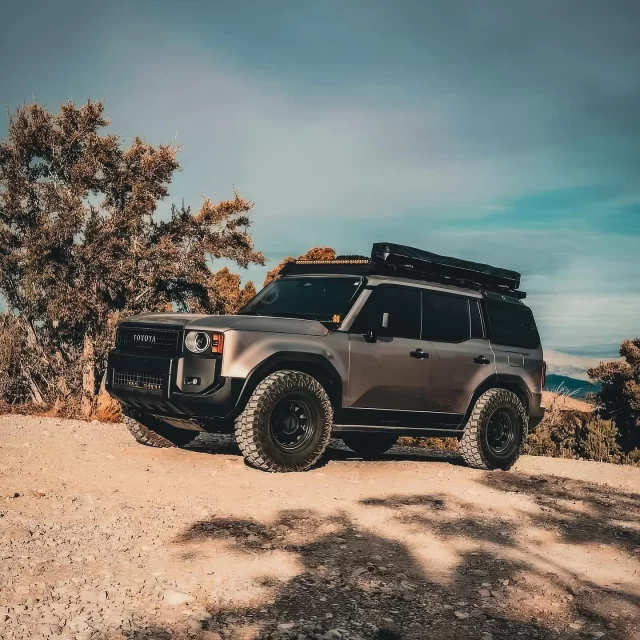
<box><xmin>211</xmin><ymin>332</ymin><xmax>224</xmax><ymax>355</ymax></box>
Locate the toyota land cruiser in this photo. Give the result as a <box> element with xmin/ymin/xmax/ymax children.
<box><xmin>106</xmin><ymin>242</ymin><xmax>545</xmax><ymax>472</ymax></box>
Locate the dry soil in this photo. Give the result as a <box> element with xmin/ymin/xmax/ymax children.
<box><xmin>1</xmin><ymin>415</ymin><xmax>639</xmax><ymax>640</ymax></box>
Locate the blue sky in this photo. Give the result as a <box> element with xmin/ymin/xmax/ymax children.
<box><xmin>2</xmin><ymin>0</ymin><xmax>639</xmax><ymax>370</ymax></box>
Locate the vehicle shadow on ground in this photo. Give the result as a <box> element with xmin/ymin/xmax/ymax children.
<box><xmin>96</xmin><ymin>474</ymin><xmax>639</xmax><ymax>640</ymax></box>
<box><xmin>187</xmin><ymin>434</ymin><xmax>464</xmax><ymax>467</ymax></box>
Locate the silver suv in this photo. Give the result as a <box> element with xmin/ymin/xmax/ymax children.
<box><xmin>106</xmin><ymin>243</ymin><xmax>545</xmax><ymax>472</ymax></box>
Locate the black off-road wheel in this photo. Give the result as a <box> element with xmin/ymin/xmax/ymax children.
<box><xmin>342</xmin><ymin>433</ymin><xmax>399</xmax><ymax>457</ymax></box>
<box><xmin>459</xmin><ymin>389</ymin><xmax>528</xmax><ymax>471</ymax></box>
<box><xmin>121</xmin><ymin>406</ymin><xmax>199</xmax><ymax>448</ymax></box>
<box><xmin>234</xmin><ymin>370</ymin><xmax>333</xmax><ymax>472</ymax></box>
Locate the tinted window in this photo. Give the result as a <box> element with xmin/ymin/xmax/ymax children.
<box><xmin>422</xmin><ymin>291</ymin><xmax>471</xmax><ymax>342</ymax></box>
<box><xmin>470</xmin><ymin>300</ymin><xmax>484</xmax><ymax>339</ymax></box>
<box><xmin>486</xmin><ymin>299</ymin><xmax>540</xmax><ymax>349</ymax></box>
<box><xmin>240</xmin><ymin>276</ymin><xmax>362</xmax><ymax>322</ymax></box>
<box><xmin>351</xmin><ymin>286</ymin><xmax>421</xmax><ymax>339</ymax></box>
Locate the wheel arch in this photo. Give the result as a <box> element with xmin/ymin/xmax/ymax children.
<box><xmin>233</xmin><ymin>352</ymin><xmax>343</xmax><ymax>416</ymax></box>
<box><xmin>463</xmin><ymin>374</ymin><xmax>531</xmax><ymax>424</ymax></box>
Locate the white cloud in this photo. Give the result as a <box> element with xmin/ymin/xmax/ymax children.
<box><xmin>101</xmin><ymin>43</ymin><xmax>639</xmax><ymax>352</ymax></box>
<box><xmin>544</xmin><ymin>349</ymin><xmax>620</xmax><ymax>381</ymax></box>
<box><xmin>109</xmin><ymin>53</ymin><xmax>606</xmax><ymax>224</ymax></box>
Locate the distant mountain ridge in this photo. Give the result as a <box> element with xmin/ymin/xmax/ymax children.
<box><xmin>544</xmin><ymin>374</ymin><xmax>601</xmax><ymax>399</ymax></box>
<box><xmin>547</xmin><ymin>344</ymin><xmax>620</xmax><ymax>358</ymax></box>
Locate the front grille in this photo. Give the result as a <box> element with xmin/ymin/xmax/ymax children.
<box><xmin>116</xmin><ymin>327</ymin><xmax>181</xmax><ymax>355</ymax></box>
<box><xmin>113</xmin><ymin>370</ymin><xmax>163</xmax><ymax>391</ymax></box>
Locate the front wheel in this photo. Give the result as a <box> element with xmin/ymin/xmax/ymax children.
<box><xmin>342</xmin><ymin>433</ymin><xmax>398</xmax><ymax>457</ymax></box>
<box><xmin>459</xmin><ymin>389</ymin><xmax>528</xmax><ymax>471</ymax></box>
<box><xmin>234</xmin><ymin>370</ymin><xmax>333</xmax><ymax>472</ymax></box>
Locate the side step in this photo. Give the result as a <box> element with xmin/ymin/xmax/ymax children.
<box><xmin>332</xmin><ymin>424</ymin><xmax>462</xmax><ymax>438</ymax></box>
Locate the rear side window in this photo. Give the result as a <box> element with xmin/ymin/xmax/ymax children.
<box><xmin>421</xmin><ymin>291</ymin><xmax>471</xmax><ymax>342</ymax></box>
<box><xmin>350</xmin><ymin>286</ymin><xmax>421</xmax><ymax>339</ymax></box>
<box><xmin>485</xmin><ymin>299</ymin><xmax>540</xmax><ymax>349</ymax></box>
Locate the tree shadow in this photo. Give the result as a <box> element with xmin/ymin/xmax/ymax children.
<box><xmin>93</xmin><ymin>474</ymin><xmax>640</xmax><ymax>640</ymax></box>
<box><xmin>165</xmin><ymin>511</ymin><xmax>560</xmax><ymax>640</ymax></box>
<box><xmin>481</xmin><ymin>472</ymin><xmax>640</xmax><ymax>554</ymax></box>
<box><xmin>362</xmin><ymin>494</ymin><xmax>518</xmax><ymax>546</ymax></box>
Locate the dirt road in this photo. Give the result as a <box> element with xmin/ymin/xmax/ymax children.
<box><xmin>1</xmin><ymin>415</ymin><xmax>639</xmax><ymax>640</ymax></box>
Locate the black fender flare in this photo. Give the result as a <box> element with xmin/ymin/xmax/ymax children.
<box><xmin>231</xmin><ymin>351</ymin><xmax>344</xmax><ymax>417</ymax></box>
<box><xmin>462</xmin><ymin>374</ymin><xmax>532</xmax><ymax>424</ymax></box>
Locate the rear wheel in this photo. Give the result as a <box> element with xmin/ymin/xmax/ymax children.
<box><xmin>459</xmin><ymin>388</ymin><xmax>528</xmax><ymax>470</ymax></box>
<box><xmin>342</xmin><ymin>433</ymin><xmax>398</xmax><ymax>457</ymax></box>
<box><xmin>121</xmin><ymin>406</ymin><xmax>199</xmax><ymax>448</ymax></box>
<box><xmin>234</xmin><ymin>370</ymin><xmax>333</xmax><ymax>472</ymax></box>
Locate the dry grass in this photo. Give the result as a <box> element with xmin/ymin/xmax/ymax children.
<box><xmin>398</xmin><ymin>436</ymin><xmax>459</xmax><ymax>451</ymax></box>
<box><xmin>541</xmin><ymin>390</ymin><xmax>593</xmax><ymax>413</ymax></box>
<box><xmin>91</xmin><ymin>389</ymin><xmax>122</xmax><ymax>422</ymax></box>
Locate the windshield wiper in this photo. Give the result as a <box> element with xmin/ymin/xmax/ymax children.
<box><xmin>270</xmin><ymin>312</ymin><xmax>329</xmax><ymax>321</ymax></box>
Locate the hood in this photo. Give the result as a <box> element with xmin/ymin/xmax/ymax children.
<box><xmin>121</xmin><ymin>313</ymin><xmax>329</xmax><ymax>337</ymax></box>
<box><xmin>120</xmin><ymin>312</ymin><xmax>207</xmax><ymax>328</ymax></box>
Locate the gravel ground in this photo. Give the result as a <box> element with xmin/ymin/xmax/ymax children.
<box><xmin>1</xmin><ymin>415</ymin><xmax>639</xmax><ymax>640</ymax></box>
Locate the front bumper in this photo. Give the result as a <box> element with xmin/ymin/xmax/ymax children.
<box><xmin>106</xmin><ymin>350</ymin><xmax>244</xmax><ymax>419</ymax></box>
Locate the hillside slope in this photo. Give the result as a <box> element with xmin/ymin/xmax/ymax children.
<box><xmin>541</xmin><ymin>390</ymin><xmax>594</xmax><ymax>413</ymax></box>
<box><xmin>544</xmin><ymin>373</ymin><xmax>601</xmax><ymax>399</ymax></box>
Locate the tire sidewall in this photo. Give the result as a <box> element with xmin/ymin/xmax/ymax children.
<box><xmin>243</xmin><ymin>371</ymin><xmax>333</xmax><ymax>471</ymax></box>
<box><xmin>478</xmin><ymin>390</ymin><xmax>528</xmax><ymax>470</ymax></box>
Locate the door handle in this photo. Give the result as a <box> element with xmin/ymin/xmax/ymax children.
<box><xmin>410</xmin><ymin>349</ymin><xmax>430</xmax><ymax>359</ymax></box>
<box><xmin>474</xmin><ymin>355</ymin><xmax>491</xmax><ymax>365</ymax></box>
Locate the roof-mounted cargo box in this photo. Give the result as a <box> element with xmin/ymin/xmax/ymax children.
<box><xmin>281</xmin><ymin>243</ymin><xmax>526</xmax><ymax>299</ymax></box>
<box><xmin>371</xmin><ymin>242</ymin><xmax>524</xmax><ymax>297</ymax></box>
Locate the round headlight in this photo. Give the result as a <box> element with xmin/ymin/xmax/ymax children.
<box><xmin>185</xmin><ymin>331</ymin><xmax>211</xmax><ymax>353</ymax></box>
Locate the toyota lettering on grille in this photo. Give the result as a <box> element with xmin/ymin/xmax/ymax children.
<box><xmin>117</xmin><ymin>327</ymin><xmax>180</xmax><ymax>354</ymax></box>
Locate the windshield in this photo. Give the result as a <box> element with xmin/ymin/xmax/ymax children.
<box><xmin>239</xmin><ymin>276</ymin><xmax>364</xmax><ymax>323</ymax></box>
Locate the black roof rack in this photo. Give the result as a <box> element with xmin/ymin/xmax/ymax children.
<box><xmin>280</xmin><ymin>243</ymin><xmax>526</xmax><ymax>299</ymax></box>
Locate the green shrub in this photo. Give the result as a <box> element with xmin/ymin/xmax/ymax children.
<box><xmin>525</xmin><ymin>411</ymin><xmax>581</xmax><ymax>458</ymax></box>
<box><xmin>589</xmin><ymin>338</ymin><xmax>640</xmax><ymax>452</ymax></box>
<box><xmin>576</xmin><ymin>417</ymin><xmax>621</xmax><ymax>463</ymax></box>
<box><xmin>524</xmin><ymin>389</ymin><xmax>622</xmax><ymax>463</ymax></box>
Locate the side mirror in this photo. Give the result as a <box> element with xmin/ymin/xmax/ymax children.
<box><xmin>363</xmin><ymin>330</ymin><xmax>378</xmax><ymax>344</ymax></box>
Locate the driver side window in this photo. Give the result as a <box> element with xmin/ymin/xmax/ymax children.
<box><xmin>350</xmin><ymin>286</ymin><xmax>421</xmax><ymax>339</ymax></box>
